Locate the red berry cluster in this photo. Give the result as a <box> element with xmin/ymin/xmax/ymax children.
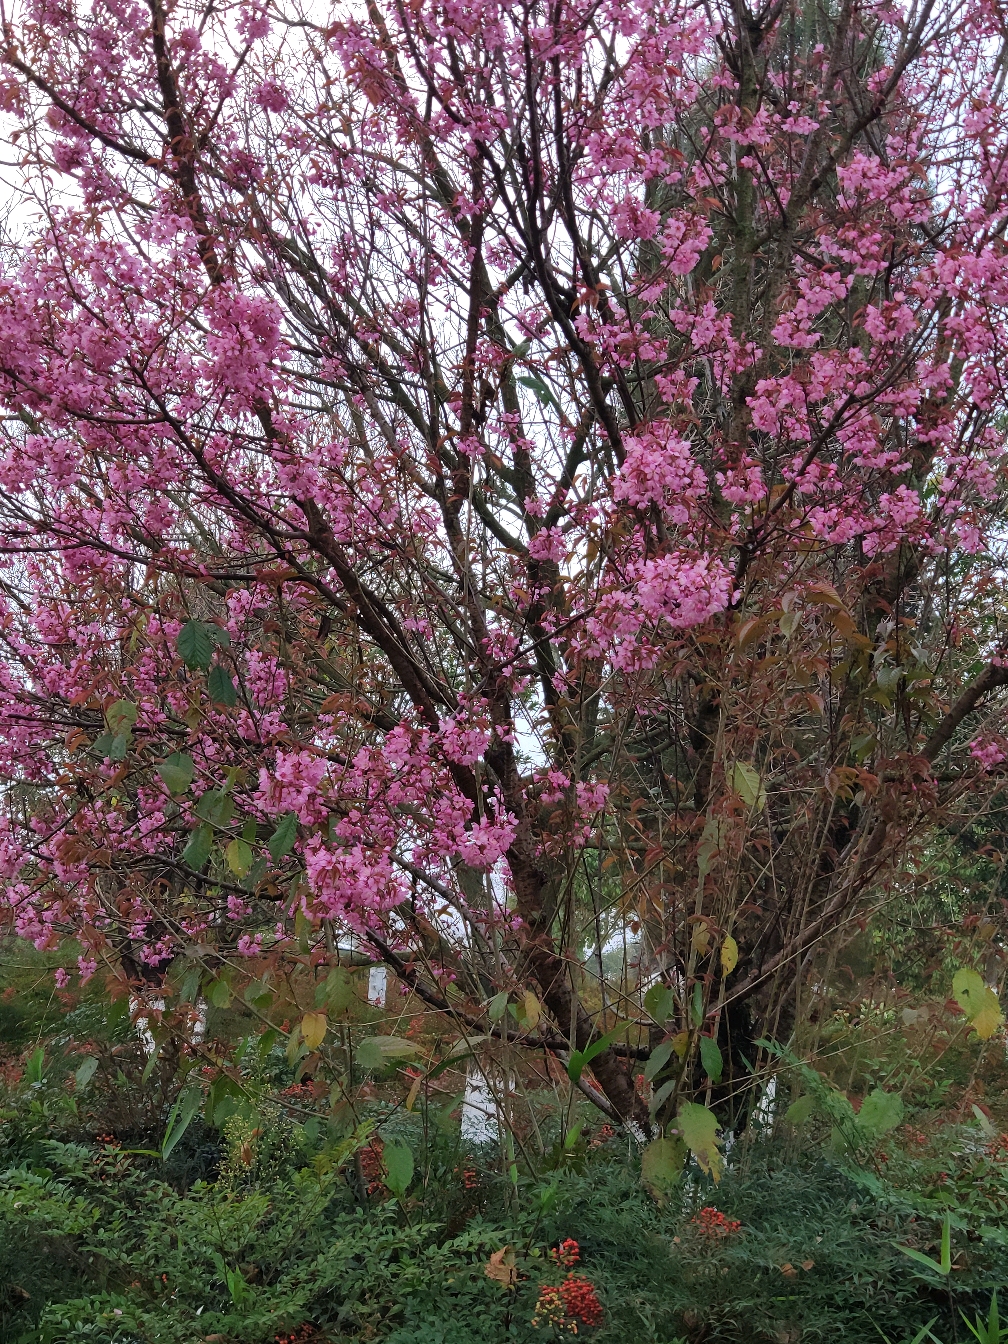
<box><xmin>278</xmin><ymin>1082</ymin><xmax>314</xmax><ymax>1099</ymax></box>
<box><xmin>274</xmin><ymin>1323</ymin><xmax>318</xmax><ymax>1344</ymax></box>
<box><xmin>692</xmin><ymin>1206</ymin><xmax>741</xmax><ymax>1238</ymax></box>
<box><xmin>590</xmin><ymin>1124</ymin><xmax>615</xmax><ymax>1149</ymax></box>
<box><xmin>551</xmin><ymin>1238</ymin><xmax>580</xmax><ymax>1267</ymax></box>
<box><xmin>532</xmin><ymin>1283</ymin><xmax>567</xmax><ymax>1331</ymax></box>
<box><xmin>358</xmin><ymin>1140</ymin><xmax>386</xmax><ymax>1195</ymax></box>
<box><xmin>458</xmin><ymin>1165</ymin><xmax>480</xmax><ymax>1190</ymax></box>
<box><xmin>533</xmin><ymin>1241</ymin><xmax>602</xmax><ymax>1333</ymax></box>
<box><xmin>559</xmin><ymin>1275</ymin><xmax>603</xmax><ymax>1327</ymax></box>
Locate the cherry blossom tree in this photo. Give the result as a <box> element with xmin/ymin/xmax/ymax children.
<box><xmin>1</xmin><ymin>0</ymin><xmax>1008</xmax><ymax>1139</ymax></box>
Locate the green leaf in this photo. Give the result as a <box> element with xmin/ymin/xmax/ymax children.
<box><xmin>973</xmin><ymin>1103</ymin><xmax>998</xmax><ymax>1139</ymax></box>
<box><xmin>700</xmin><ymin>1035</ymin><xmax>723</xmax><ymax>1082</ymax></box>
<box><xmin>856</xmin><ymin>1087</ymin><xmax>904</xmax><ymax>1138</ymax></box>
<box><xmin>953</xmin><ymin>967</ymin><xmax>987</xmax><ymax>1018</ymax></box>
<box><xmin>677</xmin><ymin>1102</ymin><xmax>723</xmax><ymax>1181</ymax></box>
<box><xmin>207</xmin><ymin>978</ymin><xmax>232</xmax><ymax>1009</ymax></box>
<box><xmin>196</xmin><ymin>790</ymin><xmax>234</xmax><ymax>828</ymax></box>
<box><xmin>268</xmin><ymin>811</ymin><xmax>298</xmax><ymax>863</ymax></box>
<box><xmin>383</xmin><ymin>1141</ymin><xmax>414</xmax><ymax>1197</ymax></box>
<box><xmin>691</xmin><ymin>981</ymin><xmax>704</xmax><ymax>1028</ymax></box>
<box><xmin>244</xmin><ymin>981</ymin><xmax>274</xmax><ymax>1010</ymax></box>
<box><xmin>75</xmin><ymin>1057</ymin><xmax>98</xmax><ymax>1090</ymax></box>
<box><xmin>158</xmin><ymin>752</ymin><xmax>195</xmax><ymax>795</ymax></box>
<box><xmin>357</xmin><ymin>1035</ymin><xmax>419</xmax><ymax>1072</ymax></box>
<box><xmin>697</xmin><ymin>816</ymin><xmax>723</xmax><ymax>876</ymax></box>
<box><xmin>488</xmin><ymin>990</ymin><xmax>509</xmax><ymax>1022</ymax></box>
<box><xmin>323</xmin><ymin>968</ymin><xmax>357</xmax><ymax>1015</ymax></box>
<box><xmin>25</xmin><ymin>1046</ymin><xmax>44</xmax><ymax>1085</ymax></box>
<box><xmin>640</xmin><ymin>1135</ymin><xmax>686</xmax><ymax>1204</ymax></box>
<box><xmin>567</xmin><ymin>1028</ymin><xmax>620</xmax><ymax>1084</ymax></box>
<box><xmin>106</xmin><ymin>700</ymin><xmax>138</xmax><ymax>735</ymax></box>
<box><xmin>106</xmin><ymin>733</ymin><xmax>129</xmax><ymax>762</ymax></box>
<box><xmin>896</xmin><ymin>1216</ymin><xmax>951</xmax><ymax>1279</ymax></box>
<box><xmin>182</xmin><ymin>823</ymin><xmax>214</xmax><ymax>871</ymax></box>
<box><xmin>162</xmin><ymin>1086</ymin><xmax>202</xmax><ymax>1160</ymax></box>
<box><xmin>730</xmin><ymin>760</ymin><xmax>766</xmax><ymax>809</ymax></box>
<box><xmin>208</xmin><ymin>664</ymin><xmax>237</xmax><ymax>707</ymax></box>
<box><xmin>90</xmin><ymin>731</ymin><xmax>115</xmax><ymax>759</ymax></box>
<box><xmin>644</xmin><ymin>1040</ymin><xmax>674</xmax><ymax>1084</ymax></box>
<box><xmin>786</xmin><ymin>1094</ymin><xmax>817</xmax><ymax>1127</ymax></box>
<box><xmin>649</xmin><ymin>1079</ymin><xmax>676</xmax><ymax>1118</ymax></box>
<box><xmin>643</xmin><ymin>982</ymin><xmax>674</xmax><ymax>1024</ymax></box>
<box><xmin>177</xmin><ymin>620</ymin><xmax>215</xmax><ymax>671</ymax></box>
<box><xmin>225</xmin><ymin>838</ymin><xmax>253</xmax><ymax>877</ymax></box>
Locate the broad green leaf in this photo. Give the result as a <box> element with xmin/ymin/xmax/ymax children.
<box><xmin>196</xmin><ymin>789</ymin><xmax>234</xmax><ymax>827</ymax></box>
<box><xmin>268</xmin><ymin>811</ymin><xmax>298</xmax><ymax>863</ymax></box>
<box><xmin>106</xmin><ymin>700</ymin><xmax>137</xmax><ymax>735</ymax></box>
<box><xmin>641</xmin><ymin>1135</ymin><xmax>686</xmax><ymax>1204</ymax></box>
<box><xmin>225</xmin><ymin>838</ymin><xmax>253</xmax><ymax>877</ymax></box>
<box><xmin>177</xmin><ymin>620</ymin><xmax>214</xmax><ymax>671</ymax></box>
<box><xmin>649</xmin><ymin>1079</ymin><xmax>676</xmax><ymax>1118</ymax></box>
<box><xmin>75</xmin><ymin>1057</ymin><xmax>98</xmax><ymax>1090</ymax></box>
<box><xmin>786</xmin><ymin>1094</ymin><xmax>817</xmax><ymax>1126</ymax></box>
<box><xmin>245</xmin><ymin>981</ymin><xmax>274</xmax><ymax>1010</ymax></box>
<box><xmin>182</xmin><ymin>823</ymin><xmax>214</xmax><ymax>871</ymax></box>
<box><xmin>730</xmin><ymin>760</ymin><xmax>766</xmax><ymax>809</ymax></box>
<box><xmin>383</xmin><ymin>1141</ymin><xmax>414</xmax><ymax>1197</ymax></box>
<box><xmin>643</xmin><ymin>982</ymin><xmax>674</xmax><ymax>1024</ymax></box>
<box><xmin>677</xmin><ymin>1102</ymin><xmax>723</xmax><ymax>1182</ymax></box>
<box><xmin>953</xmin><ymin>967</ymin><xmax>987</xmax><ymax>1018</ymax></box>
<box><xmin>644</xmin><ymin>1040</ymin><xmax>674</xmax><ymax>1084</ymax></box>
<box><xmin>720</xmin><ymin>935</ymin><xmax>739</xmax><ymax>976</ymax></box>
<box><xmin>700</xmin><ymin>1035</ymin><xmax>723</xmax><ymax>1082</ymax></box>
<box><xmin>357</xmin><ymin>1035</ymin><xmax>419</xmax><ymax>1071</ymax></box>
<box><xmin>691</xmin><ymin>981</ymin><xmax>704</xmax><ymax>1027</ymax></box>
<box><xmin>106</xmin><ymin>733</ymin><xmax>129</xmax><ymax>762</ymax></box>
<box><xmin>323</xmin><ymin>968</ymin><xmax>357</xmax><ymax>1015</ymax></box>
<box><xmin>208</xmin><ymin>664</ymin><xmax>237</xmax><ymax>707</ymax></box>
<box><xmin>857</xmin><ymin>1087</ymin><xmax>904</xmax><ymax>1138</ymax></box>
<box><xmin>158</xmin><ymin>752</ymin><xmax>195</xmax><ymax>795</ymax></box>
<box><xmin>301</xmin><ymin>1011</ymin><xmax>327</xmax><ymax>1050</ymax></box>
<box><xmin>207</xmin><ymin>978</ymin><xmax>232</xmax><ymax>1009</ymax></box>
<box><xmin>973</xmin><ymin>1103</ymin><xmax>998</xmax><ymax>1139</ymax></box>
<box><xmin>91</xmin><ymin>731</ymin><xmax>115</xmax><ymax>759</ymax></box>
<box><xmin>488</xmin><ymin>990</ymin><xmax>509</xmax><ymax>1022</ymax></box>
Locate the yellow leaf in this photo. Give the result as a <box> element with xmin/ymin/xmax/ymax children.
<box><xmin>301</xmin><ymin>1011</ymin><xmax>327</xmax><ymax>1050</ymax></box>
<box><xmin>523</xmin><ymin>990</ymin><xmax>541</xmax><ymax>1031</ymax></box>
<box><xmin>971</xmin><ymin>987</ymin><xmax>1004</xmax><ymax>1041</ymax></box>
<box><xmin>671</xmin><ymin>1031</ymin><xmax>690</xmax><ymax>1060</ymax></box>
<box><xmin>730</xmin><ymin>760</ymin><xmax>766</xmax><ymax>809</ymax></box>
<box><xmin>691</xmin><ymin>922</ymin><xmax>710</xmax><ymax>955</ymax></box>
<box><xmin>225</xmin><ymin>837</ymin><xmax>253</xmax><ymax>877</ymax></box>
<box><xmin>721</xmin><ymin>935</ymin><xmax>739</xmax><ymax>976</ymax></box>
<box><xmin>405</xmin><ymin>1074</ymin><xmax>423</xmax><ymax>1111</ymax></box>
